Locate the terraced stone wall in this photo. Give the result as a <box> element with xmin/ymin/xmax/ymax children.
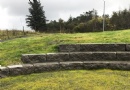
<box><xmin>1</xmin><ymin>61</ymin><xmax>130</xmax><ymax>78</ymax></box>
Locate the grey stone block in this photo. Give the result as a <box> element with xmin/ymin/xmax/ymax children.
<box><xmin>126</xmin><ymin>44</ymin><xmax>130</xmax><ymax>51</ymax></box>
<box><xmin>0</xmin><ymin>67</ymin><xmax>9</xmax><ymax>78</ymax></box>
<box><xmin>59</xmin><ymin>61</ymin><xmax>84</xmax><ymax>70</ymax></box>
<box><xmin>21</xmin><ymin>54</ymin><xmax>46</xmax><ymax>64</ymax></box>
<box><xmin>47</xmin><ymin>53</ymin><xmax>69</xmax><ymax>62</ymax></box>
<box><xmin>83</xmin><ymin>61</ymin><xmax>130</xmax><ymax>70</ymax></box>
<box><xmin>83</xmin><ymin>61</ymin><xmax>108</xmax><ymax>69</ymax></box>
<box><xmin>33</xmin><ymin>62</ymin><xmax>59</xmax><ymax>73</ymax></box>
<box><xmin>117</xmin><ymin>52</ymin><xmax>130</xmax><ymax>61</ymax></box>
<box><xmin>69</xmin><ymin>52</ymin><xmax>92</xmax><ymax>61</ymax></box>
<box><xmin>59</xmin><ymin>44</ymin><xmax>80</xmax><ymax>52</ymax></box>
<box><xmin>104</xmin><ymin>62</ymin><xmax>130</xmax><ymax>70</ymax></box>
<box><xmin>80</xmin><ymin>44</ymin><xmax>126</xmax><ymax>52</ymax></box>
<box><xmin>84</xmin><ymin>63</ymin><xmax>106</xmax><ymax>69</ymax></box>
<box><xmin>108</xmin><ymin>63</ymin><xmax>130</xmax><ymax>70</ymax></box>
<box><xmin>7</xmin><ymin>65</ymin><xmax>24</xmax><ymax>76</ymax></box>
<box><xmin>92</xmin><ymin>52</ymin><xmax>116</xmax><ymax>61</ymax></box>
<box><xmin>22</xmin><ymin>64</ymin><xmax>34</xmax><ymax>75</ymax></box>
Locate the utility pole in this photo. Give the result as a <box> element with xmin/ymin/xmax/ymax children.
<box><xmin>103</xmin><ymin>0</ymin><xmax>105</xmax><ymax>32</ymax></box>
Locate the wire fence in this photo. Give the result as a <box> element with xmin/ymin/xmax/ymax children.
<box><xmin>0</xmin><ymin>30</ymin><xmax>36</xmax><ymax>41</ymax></box>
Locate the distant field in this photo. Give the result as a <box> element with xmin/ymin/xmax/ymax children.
<box><xmin>1</xmin><ymin>29</ymin><xmax>130</xmax><ymax>66</ymax></box>
<box><xmin>0</xmin><ymin>30</ymin><xmax>37</xmax><ymax>40</ymax></box>
<box><xmin>1</xmin><ymin>30</ymin><xmax>130</xmax><ymax>90</ymax></box>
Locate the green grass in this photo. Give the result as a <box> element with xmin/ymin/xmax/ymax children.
<box><xmin>1</xmin><ymin>70</ymin><xmax>130</xmax><ymax>90</ymax></box>
<box><xmin>1</xmin><ymin>29</ymin><xmax>130</xmax><ymax>90</ymax></box>
<box><xmin>0</xmin><ymin>30</ymin><xmax>38</xmax><ymax>40</ymax></box>
<box><xmin>1</xmin><ymin>29</ymin><xmax>130</xmax><ymax>66</ymax></box>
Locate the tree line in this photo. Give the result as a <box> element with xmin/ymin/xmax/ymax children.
<box><xmin>26</xmin><ymin>0</ymin><xmax>130</xmax><ymax>33</ymax></box>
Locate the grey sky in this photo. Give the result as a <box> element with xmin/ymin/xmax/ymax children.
<box><xmin>0</xmin><ymin>0</ymin><xmax>130</xmax><ymax>30</ymax></box>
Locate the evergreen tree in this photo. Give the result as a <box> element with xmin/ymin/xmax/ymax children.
<box><xmin>26</xmin><ymin>0</ymin><xmax>46</xmax><ymax>32</ymax></box>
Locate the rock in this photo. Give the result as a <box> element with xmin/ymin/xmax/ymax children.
<box><xmin>5</xmin><ymin>64</ymin><xmax>34</xmax><ymax>76</ymax></box>
<box><xmin>33</xmin><ymin>62</ymin><xmax>60</xmax><ymax>73</ymax></box>
<box><xmin>117</xmin><ymin>52</ymin><xmax>130</xmax><ymax>61</ymax></box>
<box><xmin>83</xmin><ymin>61</ymin><xmax>130</xmax><ymax>70</ymax></box>
<box><xmin>59</xmin><ymin>44</ymin><xmax>80</xmax><ymax>52</ymax></box>
<box><xmin>46</xmin><ymin>53</ymin><xmax>69</xmax><ymax>62</ymax></box>
<box><xmin>80</xmin><ymin>44</ymin><xmax>126</xmax><ymax>52</ymax></box>
<box><xmin>59</xmin><ymin>61</ymin><xmax>84</xmax><ymax>70</ymax></box>
<box><xmin>21</xmin><ymin>54</ymin><xmax>47</xmax><ymax>64</ymax></box>
<box><xmin>22</xmin><ymin>64</ymin><xmax>34</xmax><ymax>75</ymax></box>
<box><xmin>92</xmin><ymin>52</ymin><xmax>116</xmax><ymax>61</ymax></box>
<box><xmin>69</xmin><ymin>52</ymin><xmax>92</xmax><ymax>61</ymax></box>
<box><xmin>83</xmin><ymin>61</ymin><xmax>107</xmax><ymax>69</ymax></box>
<box><xmin>126</xmin><ymin>44</ymin><xmax>130</xmax><ymax>51</ymax></box>
<box><xmin>7</xmin><ymin>65</ymin><xmax>24</xmax><ymax>76</ymax></box>
<box><xmin>0</xmin><ymin>66</ymin><xmax>9</xmax><ymax>78</ymax></box>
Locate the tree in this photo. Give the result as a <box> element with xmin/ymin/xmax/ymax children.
<box><xmin>26</xmin><ymin>0</ymin><xmax>46</xmax><ymax>32</ymax></box>
<box><xmin>47</xmin><ymin>20</ymin><xmax>59</xmax><ymax>33</ymax></box>
<box><xmin>110</xmin><ymin>9</ymin><xmax>130</xmax><ymax>30</ymax></box>
<box><xmin>65</xmin><ymin>16</ymin><xmax>75</xmax><ymax>33</ymax></box>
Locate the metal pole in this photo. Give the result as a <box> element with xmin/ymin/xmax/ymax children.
<box><xmin>103</xmin><ymin>0</ymin><xmax>105</xmax><ymax>32</ymax></box>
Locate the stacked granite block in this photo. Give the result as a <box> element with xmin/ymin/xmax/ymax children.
<box><xmin>1</xmin><ymin>44</ymin><xmax>130</xmax><ymax>78</ymax></box>
<box><xmin>1</xmin><ymin>61</ymin><xmax>130</xmax><ymax>78</ymax></box>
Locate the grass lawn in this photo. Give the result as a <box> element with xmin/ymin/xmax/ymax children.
<box><xmin>1</xmin><ymin>70</ymin><xmax>130</xmax><ymax>90</ymax></box>
<box><xmin>1</xmin><ymin>30</ymin><xmax>130</xmax><ymax>90</ymax></box>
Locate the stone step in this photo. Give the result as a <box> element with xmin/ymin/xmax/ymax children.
<box><xmin>58</xmin><ymin>44</ymin><xmax>130</xmax><ymax>52</ymax></box>
<box><xmin>1</xmin><ymin>61</ymin><xmax>130</xmax><ymax>78</ymax></box>
<box><xmin>21</xmin><ymin>52</ymin><xmax>130</xmax><ymax>64</ymax></box>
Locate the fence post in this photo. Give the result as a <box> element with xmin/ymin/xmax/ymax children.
<box><xmin>6</xmin><ymin>29</ymin><xmax>9</xmax><ymax>39</ymax></box>
<box><xmin>23</xmin><ymin>26</ymin><xmax>25</xmax><ymax>36</ymax></box>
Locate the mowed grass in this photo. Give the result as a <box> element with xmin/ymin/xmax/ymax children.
<box><xmin>1</xmin><ymin>29</ymin><xmax>130</xmax><ymax>66</ymax></box>
<box><xmin>1</xmin><ymin>30</ymin><xmax>130</xmax><ymax>90</ymax></box>
<box><xmin>1</xmin><ymin>70</ymin><xmax>130</xmax><ymax>90</ymax></box>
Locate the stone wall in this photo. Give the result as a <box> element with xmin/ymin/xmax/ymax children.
<box><xmin>58</xmin><ymin>44</ymin><xmax>130</xmax><ymax>52</ymax></box>
<box><xmin>21</xmin><ymin>52</ymin><xmax>130</xmax><ymax>64</ymax></box>
<box><xmin>1</xmin><ymin>44</ymin><xmax>130</xmax><ymax>78</ymax></box>
<box><xmin>1</xmin><ymin>61</ymin><xmax>130</xmax><ymax>78</ymax></box>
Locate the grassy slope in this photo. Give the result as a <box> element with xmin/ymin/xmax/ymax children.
<box><xmin>1</xmin><ymin>30</ymin><xmax>130</xmax><ymax>89</ymax></box>
<box><xmin>1</xmin><ymin>30</ymin><xmax>130</xmax><ymax>66</ymax></box>
<box><xmin>0</xmin><ymin>30</ymin><xmax>37</xmax><ymax>40</ymax></box>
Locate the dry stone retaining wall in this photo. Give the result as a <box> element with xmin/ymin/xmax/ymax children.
<box><xmin>21</xmin><ymin>52</ymin><xmax>130</xmax><ymax>63</ymax></box>
<box><xmin>1</xmin><ymin>61</ymin><xmax>130</xmax><ymax>78</ymax></box>
<box><xmin>58</xmin><ymin>44</ymin><xmax>130</xmax><ymax>52</ymax></box>
<box><xmin>1</xmin><ymin>44</ymin><xmax>130</xmax><ymax>78</ymax></box>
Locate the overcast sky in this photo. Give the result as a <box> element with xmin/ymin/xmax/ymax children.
<box><xmin>0</xmin><ymin>0</ymin><xmax>130</xmax><ymax>30</ymax></box>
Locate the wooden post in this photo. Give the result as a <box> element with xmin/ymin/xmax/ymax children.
<box><xmin>23</xmin><ymin>26</ymin><xmax>25</xmax><ymax>36</ymax></box>
<box><xmin>6</xmin><ymin>29</ymin><xmax>9</xmax><ymax>39</ymax></box>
